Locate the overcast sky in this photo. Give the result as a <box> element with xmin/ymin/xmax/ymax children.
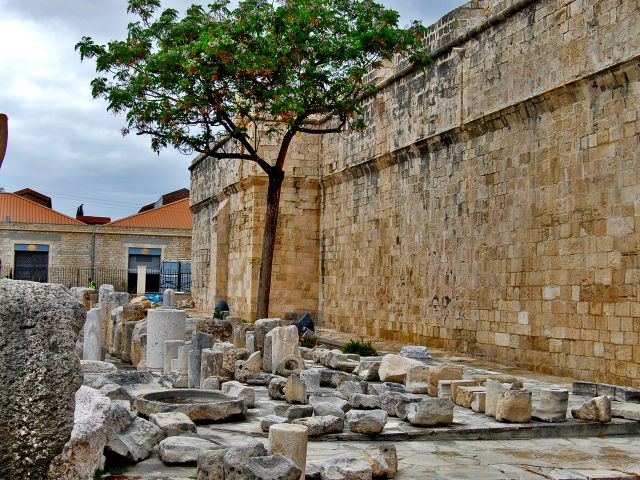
<box><xmin>0</xmin><ymin>0</ymin><xmax>467</xmax><ymax>219</ymax></box>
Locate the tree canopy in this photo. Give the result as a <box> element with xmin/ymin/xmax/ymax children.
<box><xmin>77</xmin><ymin>0</ymin><xmax>430</xmax><ymax>317</ymax></box>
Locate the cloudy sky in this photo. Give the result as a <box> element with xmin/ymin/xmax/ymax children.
<box><xmin>0</xmin><ymin>0</ymin><xmax>466</xmax><ymax>219</ymax></box>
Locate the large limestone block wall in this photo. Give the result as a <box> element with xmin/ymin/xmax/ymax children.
<box><xmin>320</xmin><ymin>0</ymin><xmax>640</xmax><ymax>386</ymax></box>
<box><xmin>190</xmin><ymin>134</ymin><xmax>321</xmax><ymax>320</ymax></box>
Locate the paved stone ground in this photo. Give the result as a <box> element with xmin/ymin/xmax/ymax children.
<box><xmin>103</xmin><ymin>323</ymin><xmax>640</xmax><ymax>479</ymax></box>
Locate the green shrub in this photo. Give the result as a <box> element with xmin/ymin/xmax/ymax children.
<box><xmin>300</xmin><ymin>335</ymin><xmax>318</xmax><ymax>348</ymax></box>
<box><xmin>342</xmin><ymin>339</ymin><xmax>377</xmax><ymax>356</ymax></box>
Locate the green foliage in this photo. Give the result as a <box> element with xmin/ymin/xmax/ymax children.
<box><xmin>76</xmin><ymin>0</ymin><xmax>430</xmax><ymax>161</ymax></box>
<box><xmin>342</xmin><ymin>338</ymin><xmax>377</xmax><ymax>356</ymax></box>
<box><xmin>300</xmin><ymin>335</ymin><xmax>318</xmax><ymax>348</ymax></box>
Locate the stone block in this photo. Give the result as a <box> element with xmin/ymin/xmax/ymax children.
<box><xmin>320</xmin><ymin>456</ymin><xmax>373</xmax><ymax>479</ymax></box>
<box><xmin>427</xmin><ymin>365</ymin><xmax>464</xmax><ymax>397</ymax></box>
<box><xmin>571</xmin><ymin>396</ymin><xmax>612</xmax><ymax>422</ymax></box>
<box><xmin>149</xmin><ymin>412</ymin><xmax>196</xmax><ymax>437</ymax></box>
<box><xmin>532</xmin><ymin>388</ymin><xmax>568</xmax><ymax>423</ymax></box>
<box><xmin>285</xmin><ymin>375</ymin><xmax>307</xmax><ymax>405</ymax></box>
<box><xmin>346</xmin><ymin>409</ymin><xmax>387</xmax><ymax>435</ymax></box>
<box><xmin>406</xmin><ymin>398</ymin><xmax>454</xmax><ymax>426</ymax></box>
<box><xmin>495</xmin><ymin>389</ymin><xmax>532</xmax><ymax>423</ymax></box>
<box><xmin>378</xmin><ymin>354</ymin><xmax>423</xmax><ymax>384</ymax></box>
<box><xmin>471</xmin><ymin>391</ymin><xmax>486</xmax><ymax>413</ymax></box>
<box><xmin>405</xmin><ymin>365</ymin><xmax>430</xmax><ymax>394</ymax></box>
<box><xmin>455</xmin><ymin>386</ymin><xmax>486</xmax><ymax>408</ymax></box>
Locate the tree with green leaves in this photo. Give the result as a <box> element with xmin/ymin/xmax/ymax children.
<box><xmin>77</xmin><ymin>0</ymin><xmax>429</xmax><ymax>318</ymax></box>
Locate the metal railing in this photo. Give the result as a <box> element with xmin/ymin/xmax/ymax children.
<box><xmin>0</xmin><ymin>264</ymin><xmax>191</xmax><ymax>293</ymax></box>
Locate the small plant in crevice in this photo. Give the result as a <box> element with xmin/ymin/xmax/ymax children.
<box><xmin>342</xmin><ymin>338</ymin><xmax>377</xmax><ymax>356</ymax></box>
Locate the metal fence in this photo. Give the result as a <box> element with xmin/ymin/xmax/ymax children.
<box><xmin>0</xmin><ymin>263</ymin><xmax>191</xmax><ymax>293</ymax></box>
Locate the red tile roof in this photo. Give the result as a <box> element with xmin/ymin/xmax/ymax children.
<box><xmin>108</xmin><ymin>198</ymin><xmax>192</xmax><ymax>229</ymax></box>
<box><xmin>0</xmin><ymin>192</ymin><xmax>83</xmax><ymax>225</ymax></box>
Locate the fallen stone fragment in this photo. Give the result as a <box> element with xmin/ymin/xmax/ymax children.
<box><xmin>346</xmin><ymin>409</ymin><xmax>387</xmax><ymax>435</ymax></box>
<box><xmin>532</xmin><ymin>388</ymin><xmax>568</xmax><ymax>423</ymax></box>
<box><xmin>612</xmin><ymin>402</ymin><xmax>640</xmax><ymax>421</ymax></box>
<box><xmin>202</xmin><ymin>376</ymin><xmax>221</xmax><ymax>390</ymax></box>
<box><xmin>320</xmin><ymin>455</ymin><xmax>373</xmax><ymax>480</ymax></box>
<box><xmin>300</xmin><ymin>368</ymin><xmax>322</xmax><ymax>393</ymax></box>
<box><xmin>320</xmin><ymin>369</ymin><xmax>359</xmax><ymax>387</ymax></box>
<box><xmin>269</xmin><ymin>376</ymin><xmax>289</xmax><ymax>400</ymax></box>
<box><xmin>158</xmin><ymin>436</ymin><xmax>220</xmax><ymax>464</ymax></box>
<box><xmin>394</xmin><ymin>394</ymin><xmax>424</xmax><ymax>421</ymax></box>
<box><xmin>245</xmin><ymin>373</ymin><xmax>278</xmax><ymax>386</ymax></box>
<box><xmin>471</xmin><ymin>391</ymin><xmax>486</xmax><ymax>413</ymax></box>
<box><xmin>291</xmin><ymin>415</ymin><xmax>344</xmax><ymax>436</ymax></box>
<box><xmin>381</xmin><ymin>382</ymin><xmax>406</xmax><ymax>394</ymax></box>
<box><xmin>235</xmin><ymin>351</ymin><xmax>262</xmax><ymax>382</ymax></box>
<box><xmin>358</xmin><ymin>359</ymin><xmax>381</xmax><ymax>381</ymax></box>
<box><xmin>400</xmin><ymin>346</ymin><xmax>431</xmax><ymax>360</ymax></box>
<box><xmin>427</xmin><ymin>365</ymin><xmax>464</xmax><ymax>397</ymax></box>
<box><xmin>261</xmin><ymin>414</ymin><xmax>288</xmax><ymax>432</ymax></box>
<box><xmin>81</xmin><ymin>360</ymin><xmax>117</xmax><ymax>374</ymax></box>
<box><xmin>495</xmin><ymin>389</ymin><xmax>532</xmax><ymax>423</ymax></box>
<box><xmin>47</xmin><ymin>386</ymin><xmax>111</xmax><ymax>480</ymax></box>
<box><xmin>105</xmin><ymin>402</ymin><xmax>166</xmax><ymax>461</ymax></box>
<box><xmin>571</xmin><ymin>396</ymin><xmax>612</xmax><ymax>423</ymax></box>
<box><xmin>406</xmin><ymin>398</ymin><xmax>454</xmax><ymax>426</ymax></box>
<box><xmin>378</xmin><ymin>354</ymin><xmax>423</xmax><ymax>384</ymax></box>
<box><xmin>149</xmin><ymin>412</ymin><xmax>196</xmax><ymax>436</ymax></box>
<box><xmin>229</xmin><ymin>453</ymin><xmax>301</xmax><ymax>480</ymax></box>
<box><xmin>449</xmin><ymin>380</ymin><xmax>477</xmax><ymax>402</ymax></box>
<box><xmin>285</xmin><ymin>404</ymin><xmax>315</xmax><ymax>421</ymax></box>
<box><xmin>405</xmin><ymin>365</ymin><xmax>430</xmax><ymax>394</ymax></box>
<box><xmin>285</xmin><ymin>374</ymin><xmax>307</xmax><ymax>404</ymax></box>
<box><xmin>350</xmin><ymin>393</ymin><xmax>383</xmax><ymax>410</ymax></box>
<box><xmin>224</xmin><ymin>441</ymin><xmax>269</xmax><ymax>478</ymax></box>
<box><xmin>455</xmin><ymin>386</ymin><xmax>486</xmax><ymax>408</ymax></box>
<box><xmin>572</xmin><ymin>381</ymin><xmax>598</xmax><ymax>397</ymax></box>
<box><xmin>197</xmin><ymin>447</ymin><xmax>228</xmax><ymax>480</ymax></box>
<box><xmin>269</xmin><ymin>423</ymin><xmax>309</xmax><ymax>478</ymax></box>
<box><xmin>362</xmin><ymin>444</ymin><xmax>397</xmax><ymax>479</ymax></box>
<box><xmin>485</xmin><ymin>379</ymin><xmax>523</xmax><ymax>418</ymax></box>
<box><xmin>309</xmin><ymin>395</ymin><xmax>351</xmax><ymax>417</ymax></box>
<box><xmin>223</xmin><ymin>380</ymin><xmax>256</xmax><ymax>408</ymax></box>
<box><xmin>337</xmin><ymin>380</ymin><xmax>368</xmax><ymax>398</ymax></box>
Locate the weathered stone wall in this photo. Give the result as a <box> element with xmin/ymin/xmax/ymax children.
<box><xmin>190</xmin><ymin>0</ymin><xmax>640</xmax><ymax>386</ymax></box>
<box><xmin>320</xmin><ymin>0</ymin><xmax>640</xmax><ymax>387</ymax></box>
<box><xmin>190</xmin><ymin>134</ymin><xmax>321</xmax><ymax>320</ymax></box>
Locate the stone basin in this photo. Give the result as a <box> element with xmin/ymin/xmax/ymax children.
<box><xmin>135</xmin><ymin>389</ymin><xmax>247</xmax><ymax>422</ymax></box>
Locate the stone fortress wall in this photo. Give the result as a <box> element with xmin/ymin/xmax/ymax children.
<box><xmin>190</xmin><ymin>0</ymin><xmax>640</xmax><ymax>386</ymax></box>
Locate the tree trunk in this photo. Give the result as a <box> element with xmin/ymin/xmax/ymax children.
<box><xmin>255</xmin><ymin>168</ymin><xmax>285</xmax><ymax>319</ymax></box>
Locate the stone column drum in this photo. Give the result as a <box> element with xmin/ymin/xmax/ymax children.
<box><xmin>269</xmin><ymin>423</ymin><xmax>308</xmax><ymax>480</ymax></box>
<box><xmin>146</xmin><ymin>309</ymin><xmax>186</xmax><ymax>371</ymax></box>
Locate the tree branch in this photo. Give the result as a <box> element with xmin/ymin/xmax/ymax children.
<box><xmin>297</xmin><ymin>122</ymin><xmax>346</xmax><ymax>135</ymax></box>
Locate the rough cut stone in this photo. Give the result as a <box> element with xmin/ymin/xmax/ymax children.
<box><xmin>269</xmin><ymin>376</ymin><xmax>289</xmax><ymax>400</ymax></box>
<box><xmin>362</xmin><ymin>445</ymin><xmax>397</xmax><ymax>479</ymax></box>
<box><xmin>378</xmin><ymin>354</ymin><xmax>423</xmax><ymax>384</ymax></box>
<box><xmin>158</xmin><ymin>436</ymin><xmax>220</xmax><ymax>464</ymax></box>
<box><xmin>357</xmin><ymin>359</ymin><xmax>381</xmax><ymax>381</ymax></box>
<box><xmin>309</xmin><ymin>395</ymin><xmax>351</xmax><ymax>416</ymax></box>
<box><xmin>285</xmin><ymin>405</ymin><xmax>315</xmax><ymax>421</ymax></box>
<box><xmin>197</xmin><ymin>447</ymin><xmax>228</xmax><ymax>480</ymax></box>
<box><xmin>200</xmin><ymin>348</ymin><xmax>224</xmax><ymax>387</ymax></box>
<box><xmin>320</xmin><ymin>455</ymin><xmax>373</xmax><ymax>480</ymax></box>
<box><xmin>532</xmin><ymin>388</ymin><xmax>568</xmax><ymax>423</ymax></box>
<box><xmin>346</xmin><ymin>409</ymin><xmax>387</xmax><ymax>435</ymax></box>
<box><xmin>83</xmin><ymin>307</ymin><xmax>103</xmax><ymax>361</ymax></box>
<box><xmin>190</xmin><ymin>331</ymin><xmax>213</xmax><ymax>388</ymax></box>
<box><xmin>571</xmin><ymin>396</ymin><xmax>612</xmax><ymax>423</ymax></box>
<box><xmin>455</xmin><ymin>386</ymin><xmax>486</xmax><ymax>408</ymax></box>
<box><xmin>285</xmin><ymin>374</ymin><xmax>307</xmax><ymax>404</ymax></box>
<box><xmin>349</xmin><ymin>393</ymin><xmax>382</xmax><ymax>410</ymax></box>
<box><xmin>269</xmin><ymin>423</ymin><xmax>309</xmax><ymax>478</ymax></box>
<box><xmin>394</xmin><ymin>394</ymin><xmax>424</xmax><ymax>421</ymax></box>
<box><xmin>471</xmin><ymin>391</ymin><xmax>486</xmax><ymax>413</ymax></box>
<box><xmin>223</xmin><ymin>441</ymin><xmax>269</xmax><ymax>478</ymax></box>
<box><xmin>235</xmin><ymin>351</ymin><xmax>262</xmax><ymax>382</ymax></box>
<box><xmin>427</xmin><ymin>365</ymin><xmax>464</xmax><ymax>397</ymax></box>
<box><xmin>105</xmin><ymin>402</ymin><xmax>166</xmax><ymax>461</ymax></box>
<box><xmin>261</xmin><ymin>415</ymin><xmax>288</xmax><ymax>432</ymax></box>
<box><xmin>406</xmin><ymin>398</ymin><xmax>455</xmax><ymax>426</ymax></box>
<box><xmin>229</xmin><ymin>454</ymin><xmax>302</xmax><ymax>480</ymax></box>
<box><xmin>495</xmin><ymin>389</ymin><xmax>532</xmax><ymax>423</ymax></box>
<box><xmin>320</xmin><ymin>369</ymin><xmax>359</xmax><ymax>388</ymax></box>
<box><xmin>149</xmin><ymin>412</ymin><xmax>196</xmax><ymax>436</ymax></box>
<box><xmin>47</xmin><ymin>386</ymin><xmax>111</xmax><ymax>480</ymax></box>
<box><xmin>223</xmin><ymin>380</ymin><xmax>256</xmax><ymax>408</ymax></box>
<box><xmin>81</xmin><ymin>359</ymin><xmax>117</xmax><ymax>374</ymax></box>
<box><xmin>485</xmin><ymin>380</ymin><xmax>523</xmax><ymax>418</ymax></box>
<box><xmin>405</xmin><ymin>365</ymin><xmax>431</xmax><ymax>394</ymax></box>
<box><xmin>300</xmin><ymin>368</ymin><xmax>322</xmax><ymax>393</ymax></box>
<box><xmin>400</xmin><ymin>346</ymin><xmax>431</xmax><ymax>360</ymax></box>
<box><xmin>202</xmin><ymin>376</ymin><xmax>221</xmax><ymax>390</ymax></box>
<box><xmin>291</xmin><ymin>415</ymin><xmax>344</xmax><ymax>436</ymax></box>
<box><xmin>337</xmin><ymin>380</ymin><xmax>368</xmax><ymax>399</ymax></box>
<box><xmin>0</xmin><ymin>281</ymin><xmax>84</xmax><ymax>480</ymax></box>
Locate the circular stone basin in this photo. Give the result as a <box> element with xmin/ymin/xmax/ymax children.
<box><xmin>135</xmin><ymin>389</ymin><xmax>246</xmax><ymax>421</ymax></box>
